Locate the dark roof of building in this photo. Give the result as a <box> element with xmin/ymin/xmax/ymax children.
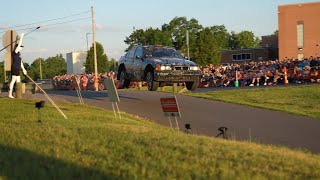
<box><xmin>221</xmin><ymin>47</ymin><xmax>270</xmax><ymax>52</ymax></box>
<box><xmin>278</xmin><ymin>1</ymin><xmax>320</xmax><ymax>7</ymax></box>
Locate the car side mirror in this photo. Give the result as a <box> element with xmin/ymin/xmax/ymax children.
<box><xmin>136</xmin><ymin>55</ymin><xmax>143</xmax><ymax>60</ymax></box>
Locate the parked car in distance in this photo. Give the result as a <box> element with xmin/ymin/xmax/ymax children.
<box><xmin>117</xmin><ymin>45</ymin><xmax>201</xmax><ymax>91</ymax></box>
<box><xmin>221</xmin><ymin>63</ymin><xmax>230</xmax><ymax>70</ymax></box>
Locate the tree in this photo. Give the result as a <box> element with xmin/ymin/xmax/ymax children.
<box><xmin>193</xmin><ymin>27</ymin><xmax>220</xmax><ymax>65</ymax></box>
<box><xmin>227</xmin><ymin>31</ymin><xmax>260</xmax><ymax>49</ymax></box>
<box><xmin>124</xmin><ymin>28</ymin><xmax>172</xmax><ymax>51</ymax></box>
<box><xmin>273</xmin><ymin>30</ymin><xmax>278</xmax><ymax>36</ymax></box>
<box><xmin>163</xmin><ymin>17</ymin><xmax>202</xmax><ymax>52</ymax></box>
<box><xmin>45</xmin><ymin>54</ymin><xmax>66</xmax><ymax>78</ymax></box>
<box><xmin>209</xmin><ymin>25</ymin><xmax>230</xmax><ymax>50</ymax></box>
<box><xmin>235</xmin><ymin>31</ymin><xmax>260</xmax><ymax>49</ymax></box>
<box><xmin>124</xmin><ymin>29</ymin><xmax>147</xmax><ymax>51</ymax></box>
<box><xmin>29</xmin><ymin>58</ymin><xmax>45</xmax><ymax>80</ymax></box>
<box><xmin>109</xmin><ymin>58</ymin><xmax>118</xmax><ymax>72</ymax></box>
<box><xmin>227</xmin><ymin>31</ymin><xmax>239</xmax><ymax>50</ymax></box>
<box><xmin>84</xmin><ymin>42</ymin><xmax>109</xmax><ymax>73</ymax></box>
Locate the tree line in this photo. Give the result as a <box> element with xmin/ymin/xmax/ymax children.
<box><xmin>1</xmin><ymin>16</ymin><xmax>268</xmax><ymax>83</ymax></box>
<box><xmin>124</xmin><ymin>16</ymin><xmax>261</xmax><ymax>65</ymax></box>
<box><xmin>0</xmin><ymin>42</ymin><xmax>116</xmax><ymax>83</ymax></box>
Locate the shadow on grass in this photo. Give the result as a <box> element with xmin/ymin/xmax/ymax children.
<box><xmin>0</xmin><ymin>145</ymin><xmax>115</xmax><ymax>179</ymax></box>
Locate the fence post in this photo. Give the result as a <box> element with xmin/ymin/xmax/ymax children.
<box><xmin>284</xmin><ymin>67</ymin><xmax>289</xmax><ymax>85</ymax></box>
<box><xmin>173</xmin><ymin>83</ymin><xmax>178</xmax><ymax>94</ymax></box>
<box><xmin>138</xmin><ymin>81</ymin><xmax>142</xmax><ymax>90</ymax></box>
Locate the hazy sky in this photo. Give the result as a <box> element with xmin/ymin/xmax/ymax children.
<box><xmin>0</xmin><ymin>0</ymin><xmax>318</xmax><ymax>63</ymax></box>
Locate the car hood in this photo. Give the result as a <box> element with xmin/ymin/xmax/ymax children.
<box><xmin>153</xmin><ymin>57</ymin><xmax>197</xmax><ymax>66</ymax></box>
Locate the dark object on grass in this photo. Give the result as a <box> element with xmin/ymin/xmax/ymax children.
<box><xmin>35</xmin><ymin>101</ymin><xmax>45</xmax><ymax>123</ymax></box>
<box><xmin>35</xmin><ymin>101</ymin><xmax>45</xmax><ymax>109</ymax></box>
<box><xmin>216</xmin><ymin>127</ymin><xmax>228</xmax><ymax>140</ymax></box>
<box><xmin>185</xmin><ymin>124</ymin><xmax>192</xmax><ymax>134</ymax></box>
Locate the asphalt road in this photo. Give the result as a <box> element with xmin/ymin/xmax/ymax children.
<box><xmin>2</xmin><ymin>88</ymin><xmax>320</xmax><ymax>153</ymax></box>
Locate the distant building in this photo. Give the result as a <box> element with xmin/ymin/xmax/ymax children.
<box><xmin>66</xmin><ymin>52</ymin><xmax>87</xmax><ymax>74</ymax></box>
<box><xmin>220</xmin><ymin>35</ymin><xmax>278</xmax><ymax>63</ymax></box>
<box><xmin>278</xmin><ymin>2</ymin><xmax>320</xmax><ymax>60</ymax></box>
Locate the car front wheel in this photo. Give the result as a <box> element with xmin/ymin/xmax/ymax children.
<box><xmin>119</xmin><ymin>70</ymin><xmax>130</xmax><ymax>88</ymax></box>
<box><xmin>146</xmin><ymin>71</ymin><xmax>159</xmax><ymax>91</ymax></box>
<box><xmin>186</xmin><ymin>81</ymin><xmax>199</xmax><ymax>91</ymax></box>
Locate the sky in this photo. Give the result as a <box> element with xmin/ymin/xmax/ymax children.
<box><xmin>0</xmin><ymin>0</ymin><xmax>318</xmax><ymax>64</ymax></box>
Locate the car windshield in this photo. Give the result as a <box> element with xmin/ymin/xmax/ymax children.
<box><xmin>143</xmin><ymin>46</ymin><xmax>183</xmax><ymax>59</ymax></box>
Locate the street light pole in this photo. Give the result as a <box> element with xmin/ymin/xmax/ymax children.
<box><xmin>186</xmin><ymin>30</ymin><xmax>190</xmax><ymax>61</ymax></box>
<box><xmin>91</xmin><ymin>6</ymin><xmax>98</xmax><ymax>91</ymax></box>
<box><xmin>86</xmin><ymin>33</ymin><xmax>90</xmax><ymax>52</ymax></box>
<box><xmin>39</xmin><ymin>60</ymin><xmax>42</xmax><ymax>80</ymax></box>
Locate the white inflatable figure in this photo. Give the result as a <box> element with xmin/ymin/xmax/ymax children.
<box><xmin>8</xmin><ymin>33</ymin><xmax>27</xmax><ymax>98</ymax></box>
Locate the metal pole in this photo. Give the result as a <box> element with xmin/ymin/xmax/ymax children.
<box><xmin>168</xmin><ymin>117</ymin><xmax>173</xmax><ymax>130</ymax></box>
<box><xmin>173</xmin><ymin>83</ymin><xmax>177</xmax><ymax>94</ymax></box>
<box><xmin>91</xmin><ymin>6</ymin><xmax>98</xmax><ymax>91</ymax></box>
<box><xmin>75</xmin><ymin>76</ymin><xmax>84</xmax><ymax>105</ymax></box>
<box><xmin>115</xmin><ymin>102</ymin><xmax>121</xmax><ymax>119</ymax></box>
<box><xmin>111</xmin><ymin>102</ymin><xmax>117</xmax><ymax>119</ymax></box>
<box><xmin>39</xmin><ymin>60</ymin><xmax>42</xmax><ymax>80</ymax></box>
<box><xmin>4</xmin><ymin>61</ymin><xmax>6</xmax><ymax>83</ymax></box>
<box><xmin>9</xmin><ymin>30</ymin><xmax>13</xmax><ymax>82</ymax></box>
<box><xmin>10</xmin><ymin>31</ymin><xmax>13</xmax><ymax>65</ymax></box>
<box><xmin>86</xmin><ymin>33</ymin><xmax>90</xmax><ymax>52</ymax></box>
<box><xmin>186</xmin><ymin>30</ymin><xmax>190</xmax><ymax>60</ymax></box>
<box><xmin>175</xmin><ymin>117</ymin><xmax>180</xmax><ymax>131</ymax></box>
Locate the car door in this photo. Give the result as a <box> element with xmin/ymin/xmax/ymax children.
<box><xmin>132</xmin><ymin>46</ymin><xmax>144</xmax><ymax>81</ymax></box>
<box><xmin>125</xmin><ymin>47</ymin><xmax>137</xmax><ymax>79</ymax></box>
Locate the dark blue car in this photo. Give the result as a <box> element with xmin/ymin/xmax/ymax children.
<box><xmin>117</xmin><ymin>45</ymin><xmax>201</xmax><ymax>91</ymax></box>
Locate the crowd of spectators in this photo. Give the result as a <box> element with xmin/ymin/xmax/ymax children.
<box><xmin>52</xmin><ymin>72</ymin><xmax>115</xmax><ymax>91</ymax></box>
<box><xmin>199</xmin><ymin>57</ymin><xmax>320</xmax><ymax>88</ymax></box>
<box><xmin>52</xmin><ymin>57</ymin><xmax>320</xmax><ymax>91</ymax></box>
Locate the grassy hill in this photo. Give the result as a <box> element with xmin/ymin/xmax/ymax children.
<box><xmin>189</xmin><ymin>85</ymin><xmax>320</xmax><ymax>120</ymax></box>
<box><xmin>0</xmin><ymin>98</ymin><xmax>319</xmax><ymax>179</ymax></box>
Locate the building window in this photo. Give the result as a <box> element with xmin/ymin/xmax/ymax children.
<box><xmin>232</xmin><ymin>53</ymin><xmax>251</xmax><ymax>61</ymax></box>
<box><xmin>297</xmin><ymin>21</ymin><xmax>304</xmax><ymax>48</ymax></box>
<box><xmin>233</xmin><ymin>54</ymin><xmax>237</xmax><ymax>60</ymax></box>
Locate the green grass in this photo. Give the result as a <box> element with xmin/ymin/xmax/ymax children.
<box><xmin>189</xmin><ymin>85</ymin><xmax>320</xmax><ymax>120</ymax></box>
<box><xmin>0</xmin><ymin>98</ymin><xmax>320</xmax><ymax>179</ymax></box>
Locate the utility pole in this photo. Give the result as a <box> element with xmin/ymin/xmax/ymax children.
<box><xmin>186</xmin><ymin>30</ymin><xmax>190</xmax><ymax>60</ymax></box>
<box><xmin>86</xmin><ymin>33</ymin><xmax>90</xmax><ymax>52</ymax></box>
<box><xmin>39</xmin><ymin>60</ymin><xmax>42</xmax><ymax>80</ymax></box>
<box><xmin>91</xmin><ymin>6</ymin><xmax>98</xmax><ymax>91</ymax></box>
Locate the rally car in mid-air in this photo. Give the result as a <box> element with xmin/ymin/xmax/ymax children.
<box><xmin>117</xmin><ymin>45</ymin><xmax>201</xmax><ymax>91</ymax></box>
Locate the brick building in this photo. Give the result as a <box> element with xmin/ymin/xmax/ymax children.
<box><xmin>278</xmin><ymin>2</ymin><xmax>320</xmax><ymax>60</ymax></box>
<box><xmin>221</xmin><ymin>35</ymin><xmax>278</xmax><ymax>63</ymax></box>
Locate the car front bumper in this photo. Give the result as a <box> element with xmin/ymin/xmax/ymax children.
<box><xmin>154</xmin><ymin>70</ymin><xmax>201</xmax><ymax>82</ymax></box>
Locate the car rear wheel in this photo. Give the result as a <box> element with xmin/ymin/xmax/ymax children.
<box><xmin>186</xmin><ymin>81</ymin><xmax>199</xmax><ymax>91</ymax></box>
<box><xmin>119</xmin><ymin>70</ymin><xmax>130</xmax><ymax>88</ymax></box>
<box><xmin>146</xmin><ymin>71</ymin><xmax>159</xmax><ymax>91</ymax></box>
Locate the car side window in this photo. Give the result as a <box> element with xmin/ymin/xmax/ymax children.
<box><xmin>125</xmin><ymin>50</ymin><xmax>131</xmax><ymax>58</ymax></box>
<box><xmin>134</xmin><ymin>47</ymin><xmax>143</xmax><ymax>59</ymax></box>
<box><xmin>127</xmin><ymin>48</ymin><xmax>136</xmax><ymax>58</ymax></box>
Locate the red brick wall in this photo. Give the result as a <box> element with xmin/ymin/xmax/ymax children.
<box><xmin>279</xmin><ymin>2</ymin><xmax>320</xmax><ymax>60</ymax></box>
